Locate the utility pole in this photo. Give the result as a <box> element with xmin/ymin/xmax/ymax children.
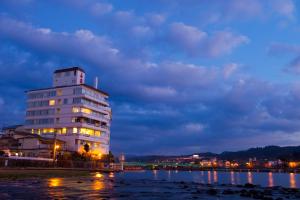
<box><xmin>52</xmin><ymin>132</ymin><xmax>57</xmax><ymax>166</ymax></box>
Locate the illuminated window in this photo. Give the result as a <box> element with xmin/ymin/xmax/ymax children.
<box><xmin>81</xmin><ymin>108</ymin><xmax>92</xmax><ymax>114</ymax></box>
<box><xmin>42</xmin><ymin>128</ymin><xmax>55</xmax><ymax>133</ymax></box>
<box><xmin>57</xmin><ymin>89</ymin><xmax>62</xmax><ymax>96</ymax></box>
<box><xmin>62</xmin><ymin>128</ymin><xmax>67</xmax><ymax>134</ymax></box>
<box><xmin>80</xmin><ymin>128</ymin><xmax>86</xmax><ymax>134</ymax></box>
<box><xmin>95</xmin><ymin>131</ymin><xmax>101</xmax><ymax>137</ymax></box>
<box><xmin>88</xmin><ymin>129</ymin><xmax>94</xmax><ymax>136</ymax></box>
<box><xmin>31</xmin><ymin>129</ymin><xmax>34</xmax><ymax>134</ymax></box>
<box><xmin>72</xmin><ymin>107</ymin><xmax>80</xmax><ymax>113</ymax></box>
<box><xmin>79</xmin><ymin>128</ymin><xmax>94</xmax><ymax>136</ymax></box>
<box><xmin>73</xmin><ymin>127</ymin><xmax>78</xmax><ymax>133</ymax></box>
<box><xmin>37</xmin><ymin>129</ymin><xmax>41</xmax><ymax>135</ymax></box>
<box><xmin>49</xmin><ymin>100</ymin><xmax>55</xmax><ymax>106</ymax></box>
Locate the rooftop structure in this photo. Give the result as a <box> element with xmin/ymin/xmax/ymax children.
<box><xmin>23</xmin><ymin>67</ymin><xmax>112</xmax><ymax>156</ymax></box>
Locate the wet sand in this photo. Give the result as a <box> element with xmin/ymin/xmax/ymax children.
<box><xmin>0</xmin><ymin>172</ymin><xmax>299</xmax><ymax>200</ymax></box>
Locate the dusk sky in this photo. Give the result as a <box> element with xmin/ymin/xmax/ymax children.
<box><xmin>1</xmin><ymin>0</ymin><xmax>300</xmax><ymax>155</ymax></box>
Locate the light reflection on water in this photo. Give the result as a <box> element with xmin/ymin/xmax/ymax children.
<box><xmin>268</xmin><ymin>172</ymin><xmax>274</xmax><ymax>187</ymax></box>
<box><xmin>213</xmin><ymin>171</ymin><xmax>218</xmax><ymax>183</ymax></box>
<box><xmin>120</xmin><ymin>170</ymin><xmax>300</xmax><ymax>188</ymax></box>
<box><xmin>247</xmin><ymin>171</ymin><xmax>253</xmax><ymax>184</ymax></box>
<box><xmin>207</xmin><ymin>171</ymin><xmax>211</xmax><ymax>184</ymax></box>
<box><xmin>230</xmin><ymin>171</ymin><xmax>235</xmax><ymax>185</ymax></box>
<box><xmin>48</xmin><ymin>178</ymin><xmax>62</xmax><ymax>187</ymax></box>
<box><xmin>290</xmin><ymin>173</ymin><xmax>296</xmax><ymax>188</ymax></box>
<box><xmin>92</xmin><ymin>180</ymin><xmax>105</xmax><ymax>190</ymax></box>
<box><xmin>45</xmin><ymin>170</ymin><xmax>300</xmax><ymax>198</ymax></box>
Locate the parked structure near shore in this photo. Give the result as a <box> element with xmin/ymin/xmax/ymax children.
<box><xmin>22</xmin><ymin>67</ymin><xmax>112</xmax><ymax>157</ymax></box>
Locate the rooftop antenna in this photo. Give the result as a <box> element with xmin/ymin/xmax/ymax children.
<box><xmin>94</xmin><ymin>76</ymin><xmax>98</xmax><ymax>89</ymax></box>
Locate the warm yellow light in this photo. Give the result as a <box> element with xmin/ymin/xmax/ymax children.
<box><xmin>98</xmin><ymin>153</ymin><xmax>102</xmax><ymax>158</ymax></box>
<box><xmin>49</xmin><ymin>178</ymin><xmax>62</xmax><ymax>187</ymax></box>
<box><xmin>80</xmin><ymin>128</ymin><xmax>94</xmax><ymax>136</ymax></box>
<box><xmin>246</xmin><ymin>162</ymin><xmax>253</xmax><ymax>168</ymax></box>
<box><xmin>95</xmin><ymin>131</ymin><xmax>101</xmax><ymax>137</ymax></box>
<box><xmin>62</xmin><ymin>128</ymin><xmax>67</xmax><ymax>134</ymax></box>
<box><xmin>109</xmin><ymin>172</ymin><xmax>114</xmax><ymax>178</ymax></box>
<box><xmin>81</xmin><ymin>108</ymin><xmax>92</xmax><ymax>114</ymax></box>
<box><xmin>55</xmin><ymin>145</ymin><xmax>60</xmax><ymax>149</ymax></box>
<box><xmin>289</xmin><ymin>162</ymin><xmax>297</xmax><ymax>168</ymax></box>
<box><xmin>49</xmin><ymin>100</ymin><xmax>55</xmax><ymax>106</ymax></box>
<box><xmin>95</xmin><ymin>172</ymin><xmax>102</xmax><ymax>178</ymax></box>
<box><xmin>43</xmin><ymin>128</ymin><xmax>55</xmax><ymax>133</ymax></box>
<box><xmin>92</xmin><ymin>180</ymin><xmax>104</xmax><ymax>190</ymax></box>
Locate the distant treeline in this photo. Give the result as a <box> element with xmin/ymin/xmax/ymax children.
<box><xmin>126</xmin><ymin>146</ymin><xmax>300</xmax><ymax>162</ymax></box>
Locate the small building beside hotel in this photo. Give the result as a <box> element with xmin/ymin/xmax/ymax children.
<box><xmin>0</xmin><ymin>129</ymin><xmax>66</xmax><ymax>158</ymax></box>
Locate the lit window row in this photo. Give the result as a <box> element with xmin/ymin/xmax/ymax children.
<box><xmin>72</xmin><ymin>107</ymin><xmax>91</xmax><ymax>114</ymax></box>
<box><xmin>30</xmin><ymin>127</ymin><xmax>102</xmax><ymax>137</ymax></box>
<box><xmin>72</xmin><ymin>107</ymin><xmax>107</xmax><ymax>119</ymax></box>
<box><xmin>31</xmin><ymin>128</ymin><xmax>63</xmax><ymax>134</ymax></box>
<box><xmin>72</xmin><ymin>127</ymin><xmax>101</xmax><ymax>137</ymax></box>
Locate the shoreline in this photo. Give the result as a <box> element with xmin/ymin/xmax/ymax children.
<box><xmin>124</xmin><ymin>167</ymin><xmax>300</xmax><ymax>174</ymax></box>
<box><xmin>0</xmin><ymin>175</ymin><xmax>299</xmax><ymax>199</ymax></box>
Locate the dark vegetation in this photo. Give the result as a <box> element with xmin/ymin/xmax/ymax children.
<box><xmin>127</xmin><ymin>146</ymin><xmax>300</xmax><ymax>162</ymax></box>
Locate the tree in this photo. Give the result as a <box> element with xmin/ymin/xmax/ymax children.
<box><xmin>108</xmin><ymin>151</ymin><xmax>114</xmax><ymax>163</ymax></box>
<box><xmin>84</xmin><ymin>143</ymin><xmax>90</xmax><ymax>153</ymax></box>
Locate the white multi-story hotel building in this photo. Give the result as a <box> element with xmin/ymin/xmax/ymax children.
<box><xmin>24</xmin><ymin>67</ymin><xmax>111</xmax><ymax>155</ymax></box>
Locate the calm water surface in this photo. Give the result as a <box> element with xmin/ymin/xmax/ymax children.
<box><xmin>119</xmin><ymin>170</ymin><xmax>299</xmax><ymax>188</ymax></box>
<box><xmin>1</xmin><ymin>171</ymin><xmax>299</xmax><ymax>199</ymax></box>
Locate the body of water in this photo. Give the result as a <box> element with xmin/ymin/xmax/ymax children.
<box><xmin>0</xmin><ymin>170</ymin><xmax>299</xmax><ymax>199</ymax></box>
<box><xmin>119</xmin><ymin>170</ymin><xmax>299</xmax><ymax>188</ymax></box>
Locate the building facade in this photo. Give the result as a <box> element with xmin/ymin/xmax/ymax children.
<box><xmin>0</xmin><ymin>130</ymin><xmax>66</xmax><ymax>158</ymax></box>
<box><xmin>23</xmin><ymin>67</ymin><xmax>111</xmax><ymax>156</ymax></box>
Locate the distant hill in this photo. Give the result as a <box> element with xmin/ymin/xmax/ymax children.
<box><xmin>126</xmin><ymin>152</ymin><xmax>218</xmax><ymax>162</ymax></box>
<box><xmin>125</xmin><ymin>146</ymin><xmax>300</xmax><ymax>162</ymax></box>
<box><xmin>219</xmin><ymin>145</ymin><xmax>300</xmax><ymax>161</ymax></box>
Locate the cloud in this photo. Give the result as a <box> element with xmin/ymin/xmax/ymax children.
<box><xmin>168</xmin><ymin>22</ymin><xmax>207</xmax><ymax>54</ymax></box>
<box><xmin>223</xmin><ymin>63</ymin><xmax>239</xmax><ymax>79</ymax></box>
<box><xmin>271</xmin><ymin>0</ymin><xmax>295</xmax><ymax>19</ymax></box>
<box><xmin>0</xmin><ymin>16</ymin><xmax>122</xmax><ymax>67</ymax></box>
<box><xmin>268</xmin><ymin>43</ymin><xmax>300</xmax><ymax>56</ymax></box>
<box><xmin>90</xmin><ymin>2</ymin><xmax>113</xmax><ymax>16</ymax></box>
<box><xmin>286</xmin><ymin>56</ymin><xmax>300</xmax><ymax>74</ymax></box>
<box><xmin>168</xmin><ymin>22</ymin><xmax>248</xmax><ymax>57</ymax></box>
<box><xmin>203</xmin><ymin>31</ymin><xmax>249</xmax><ymax>57</ymax></box>
<box><xmin>184</xmin><ymin>123</ymin><xmax>205</xmax><ymax>133</ymax></box>
<box><xmin>145</xmin><ymin>13</ymin><xmax>166</xmax><ymax>27</ymax></box>
<box><xmin>222</xmin><ymin>0</ymin><xmax>263</xmax><ymax>20</ymax></box>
